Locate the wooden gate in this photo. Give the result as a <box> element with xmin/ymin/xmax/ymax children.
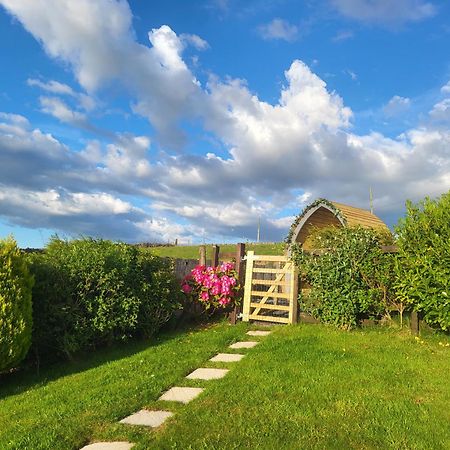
<box><xmin>242</xmin><ymin>251</ymin><xmax>298</xmax><ymax>324</ymax></box>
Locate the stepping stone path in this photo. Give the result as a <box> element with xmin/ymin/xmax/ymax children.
<box><xmin>120</xmin><ymin>409</ymin><xmax>173</xmax><ymax>428</ymax></box>
<box><xmin>209</xmin><ymin>353</ymin><xmax>244</xmax><ymax>362</ymax></box>
<box><xmin>159</xmin><ymin>386</ymin><xmax>203</xmax><ymax>404</ymax></box>
<box><xmin>247</xmin><ymin>330</ymin><xmax>272</xmax><ymax>337</ymax></box>
<box><xmin>186</xmin><ymin>367</ymin><xmax>229</xmax><ymax>380</ymax></box>
<box><xmin>229</xmin><ymin>341</ymin><xmax>259</xmax><ymax>349</ymax></box>
<box><xmin>82</xmin><ymin>330</ymin><xmax>272</xmax><ymax>449</ymax></box>
<box><xmin>81</xmin><ymin>443</ymin><xmax>134</xmax><ymax>450</ymax></box>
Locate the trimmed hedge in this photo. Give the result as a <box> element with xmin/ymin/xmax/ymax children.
<box><xmin>0</xmin><ymin>237</ymin><xmax>34</xmax><ymax>372</ymax></box>
<box><xmin>28</xmin><ymin>238</ymin><xmax>180</xmax><ymax>361</ymax></box>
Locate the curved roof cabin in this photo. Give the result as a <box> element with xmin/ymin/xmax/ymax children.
<box><xmin>288</xmin><ymin>198</ymin><xmax>390</xmax><ymax>249</ymax></box>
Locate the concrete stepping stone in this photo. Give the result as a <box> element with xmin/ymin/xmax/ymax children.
<box><xmin>159</xmin><ymin>386</ymin><xmax>203</xmax><ymax>404</ymax></box>
<box><xmin>209</xmin><ymin>353</ymin><xmax>245</xmax><ymax>362</ymax></box>
<box><xmin>186</xmin><ymin>368</ymin><xmax>229</xmax><ymax>380</ymax></box>
<box><xmin>247</xmin><ymin>330</ymin><xmax>272</xmax><ymax>337</ymax></box>
<box><xmin>80</xmin><ymin>443</ymin><xmax>134</xmax><ymax>450</ymax></box>
<box><xmin>229</xmin><ymin>341</ymin><xmax>259</xmax><ymax>349</ymax></box>
<box><xmin>119</xmin><ymin>409</ymin><xmax>173</xmax><ymax>428</ymax></box>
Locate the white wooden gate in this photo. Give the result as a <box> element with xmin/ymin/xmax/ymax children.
<box><xmin>242</xmin><ymin>251</ymin><xmax>298</xmax><ymax>324</ymax></box>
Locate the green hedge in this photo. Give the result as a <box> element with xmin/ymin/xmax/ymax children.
<box><xmin>395</xmin><ymin>192</ymin><xmax>450</xmax><ymax>331</ymax></box>
<box><xmin>0</xmin><ymin>237</ymin><xmax>34</xmax><ymax>372</ymax></box>
<box><xmin>28</xmin><ymin>238</ymin><xmax>180</xmax><ymax>361</ymax></box>
<box><xmin>291</xmin><ymin>226</ymin><xmax>396</xmax><ymax>329</ymax></box>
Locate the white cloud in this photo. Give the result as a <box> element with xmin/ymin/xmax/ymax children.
<box><xmin>332</xmin><ymin>30</ymin><xmax>354</xmax><ymax>42</ymax></box>
<box><xmin>331</xmin><ymin>0</ymin><xmax>436</xmax><ymax>25</ymax></box>
<box><xmin>0</xmin><ymin>0</ymin><xmax>203</xmax><ymax>148</ymax></box>
<box><xmin>429</xmin><ymin>98</ymin><xmax>450</xmax><ymax>122</ymax></box>
<box><xmin>180</xmin><ymin>33</ymin><xmax>209</xmax><ymax>50</ymax></box>
<box><xmin>27</xmin><ymin>78</ymin><xmax>74</xmax><ymax>96</ymax></box>
<box><xmin>441</xmin><ymin>81</ymin><xmax>450</xmax><ymax>94</ymax></box>
<box><xmin>28</xmin><ymin>78</ymin><xmax>96</xmax><ymax>113</ymax></box>
<box><xmin>39</xmin><ymin>96</ymin><xmax>86</xmax><ymax>124</ymax></box>
<box><xmin>258</xmin><ymin>18</ymin><xmax>298</xmax><ymax>42</ymax></box>
<box><xmin>344</xmin><ymin>69</ymin><xmax>358</xmax><ymax>81</ymax></box>
<box><xmin>383</xmin><ymin>95</ymin><xmax>411</xmax><ymax>117</ymax></box>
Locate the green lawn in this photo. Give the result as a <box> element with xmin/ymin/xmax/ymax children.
<box><xmin>144</xmin><ymin>242</ymin><xmax>285</xmax><ymax>259</ymax></box>
<box><xmin>1</xmin><ymin>322</ymin><xmax>449</xmax><ymax>449</ymax></box>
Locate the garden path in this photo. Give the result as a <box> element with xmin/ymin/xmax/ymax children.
<box><xmin>80</xmin><ymin>329</ymin><xmax>272</xmax><ymax>449</ymax></box>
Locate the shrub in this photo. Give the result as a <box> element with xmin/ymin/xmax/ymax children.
<box><xmin>137</xmin><ymin>251</ymin><xmax>182</xmax><ymax>337</ymax></box>
<box><xmin>394</xmin><ymin>192</ymin><xmax>450</xmax><ymax>331</ymax></box>
<box><xmin>0</xmin><ymin>237</ymin><xmax>34</xmax><ymax>372</ymax></box>
<box><xmin>291</xmin><ymin>226</ymin><xmax>396</xmax><ymax>329</ymax></box>
<box><xmin>181</xmin><ymin>262</ymin><xmax>240</xmax><ymax>310</ymax></box>
<box><xmin>29</xmin><ymin>238</ymin><xmax>179</xmax><ymax>361</ymax></box>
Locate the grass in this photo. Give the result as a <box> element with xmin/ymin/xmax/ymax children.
<box><xmin>1</xmin><ymin>322</ymin><xmax>449</xmax><ymax>449</ymax></box>
<box><xmin>144</xmin><ymin>242</ymin><xmax>285</xmax><ymax>259</ymax></box>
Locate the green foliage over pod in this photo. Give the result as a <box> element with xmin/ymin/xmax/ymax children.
<box><xmin>0</xmin><ymin>237</ymin><xmax>34</xmax><ymax>372</ymax></box>
<box><xmin>291</xmin><ymin>226</ymin><xmax>395</xmax><ymax>329</ymax></box>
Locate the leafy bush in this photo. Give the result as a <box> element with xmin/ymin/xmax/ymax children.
<box><xmin>291</xmin><ymin>226</ymin><xmax>396</xmax><ymax>329</ymax></box>
<box><xmin>0</xmin><ymin>237</ymin><xmax>34</xmax><ymax>372</ymax></box>
<box><xmin>29</xmin><ymin>238</ymin><xmax>179</xmax><ymax>361</ymax></box>
<box><xmin>394</xmin><ymin>192</ymin><xmax>450</xmax><ymax>331</ymax></box>
<box><xmin>136</xmin><ymin>250</ymin><xmax>181</xmax><ymax>337</ymax></box>
<box><xmin>181</xmin><ymin>262</ymin><xmax>240</xmax><ymax>309</ymax></box>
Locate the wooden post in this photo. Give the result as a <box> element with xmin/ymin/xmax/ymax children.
<box><xmin>289</xmin><ymin>265</ymin><xmax>299</xmax><ymax>324</ymax></box>
<box><xmin>411</xmin><ymin>311</ymin><xmax>419</xmax><ymax>335</ymax></box>
<box><xmin>212</xmin><ymin>245</ymin><xmax>219</xmax><ymax>268</ymax></box>
<box><xmin>242</xmin><ymin>251</ymin><xmax>255</xmax><ymax>322</ymax></box>
<box><xmin>230</xmin><ymin>243</ymin><xmax>245</xmax><ymax>325</ymax></box>
<box><xmin>199</xmin><ymin>245</ymin><xmax>206</xmax><ymax>266</ymax></box>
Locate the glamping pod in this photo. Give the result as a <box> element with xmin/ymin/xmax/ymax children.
<box><xmin>288</xmin><ymin>198</ymin><xmax>390</xmax><ymax>249</ymax></box>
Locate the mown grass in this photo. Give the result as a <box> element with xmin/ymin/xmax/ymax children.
<box><xmin>145</xmin><ymin>242</ymin><xmax>285</xmax><ymax>259</ymax></box>
<box><xmin>1</xmin><ymin>323</ymin><xmax>449</xmax><ymax>449</ymax></box>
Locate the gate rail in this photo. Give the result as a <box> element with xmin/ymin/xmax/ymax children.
<box><xmin>242</xmin><ymin>251</ymin><xmax>298</xmax><ymax>324</ymax></box>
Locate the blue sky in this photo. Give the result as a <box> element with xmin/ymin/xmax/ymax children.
<box><xmin>0</xmin><ymin>0</ymin><xmax>449</xmax><ymax>247</ymax></box>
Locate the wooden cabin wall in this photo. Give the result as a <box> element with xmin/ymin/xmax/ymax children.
<box><xmin>296</xmin><ymin>207</ymin><xmax>342</xmax><ymax>249</ymax></box>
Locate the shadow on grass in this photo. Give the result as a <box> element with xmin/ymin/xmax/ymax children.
<box><xmin>0</xmin><ymin>318</ymin><xmax>219</xmax><ymax>400</ymax></box>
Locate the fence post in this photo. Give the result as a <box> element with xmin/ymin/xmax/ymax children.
<box><xmin>212</xmin><ymin>245</ymin><xmax>220</xmax><ymax>268</ymax></box>
<box><xmin>289</xmin><ymin>266</ymin><xmax>299</xmax><ymax>324</ymax></box>
<box><xmin>199</xmin><ymin>245</ymin><xmax>206</xmax><ymax>266</ymax></box>
<box><xmin>230</xmin><ymin>243</ymin><xmax>245</xmax><ymax>325</ymax></box>
<box><xmin>411</xmin><ymin>311</ymin><xmax>419</xmax><ymax>335</ymax></box>
<box><xmin>242</xmin><ymin>251</ymin><xmax>255</xmax><ymax>322</ymax></box>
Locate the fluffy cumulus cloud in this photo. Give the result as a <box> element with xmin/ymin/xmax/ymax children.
<box><xmin>1</xmin><ymin>0</ymin><xmax>205</xmax><ymax>148</ymax></box>
<box><xmin>0</xmin><ymin>0</ymin><xmax>449</xmax><ymax>244</ymax></box>
<box><xmin>331</xmin><ymin>0</ymin><xmax>436</xmax><ymax>25</ymax></box>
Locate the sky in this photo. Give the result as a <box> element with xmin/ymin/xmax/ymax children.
<box><xmin>0</xmin><ymin>0</ymin><xmax>449</xmax><ymax>248</ymax></box>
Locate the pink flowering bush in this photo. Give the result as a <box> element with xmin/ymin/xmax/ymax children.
<box><xmin>181</xmin><ymin>262</ymin><xmax>240</xmax><ymax>309</ymax></box>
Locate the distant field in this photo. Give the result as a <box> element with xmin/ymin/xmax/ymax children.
<box><xmin>144</xmin><ymin>242</ymin><xmax>285</xmax><ymax>259</ymax></box>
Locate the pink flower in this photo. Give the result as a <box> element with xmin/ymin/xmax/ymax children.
<box><xmin>218</xmin><ymin>296</ymin><xmax>231</xmax><ymax>306</ymax></box>
<box><xmin>200</xmin><ymin>291</ymin><xmax>210</xmax><ymax>301</ymax></box>
<box><xmin>211</xmin><ymin>281</ymin><xmax>221</xmax><ymax>296</ymax></box>
<box><xmin>182</xmin><ymin>283</ymin><xmax>192</xmax><ymax>294</ymax></box>
<box><xmin>219</xmin><ymin>262</ymin><xmax>234</xmax><ymax>272</ymax></box>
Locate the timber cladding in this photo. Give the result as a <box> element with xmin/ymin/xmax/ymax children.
<box><xmin>288</xmin><ymin>198</ymin><xmax>390</xmax><ymax>249</ymax></box>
